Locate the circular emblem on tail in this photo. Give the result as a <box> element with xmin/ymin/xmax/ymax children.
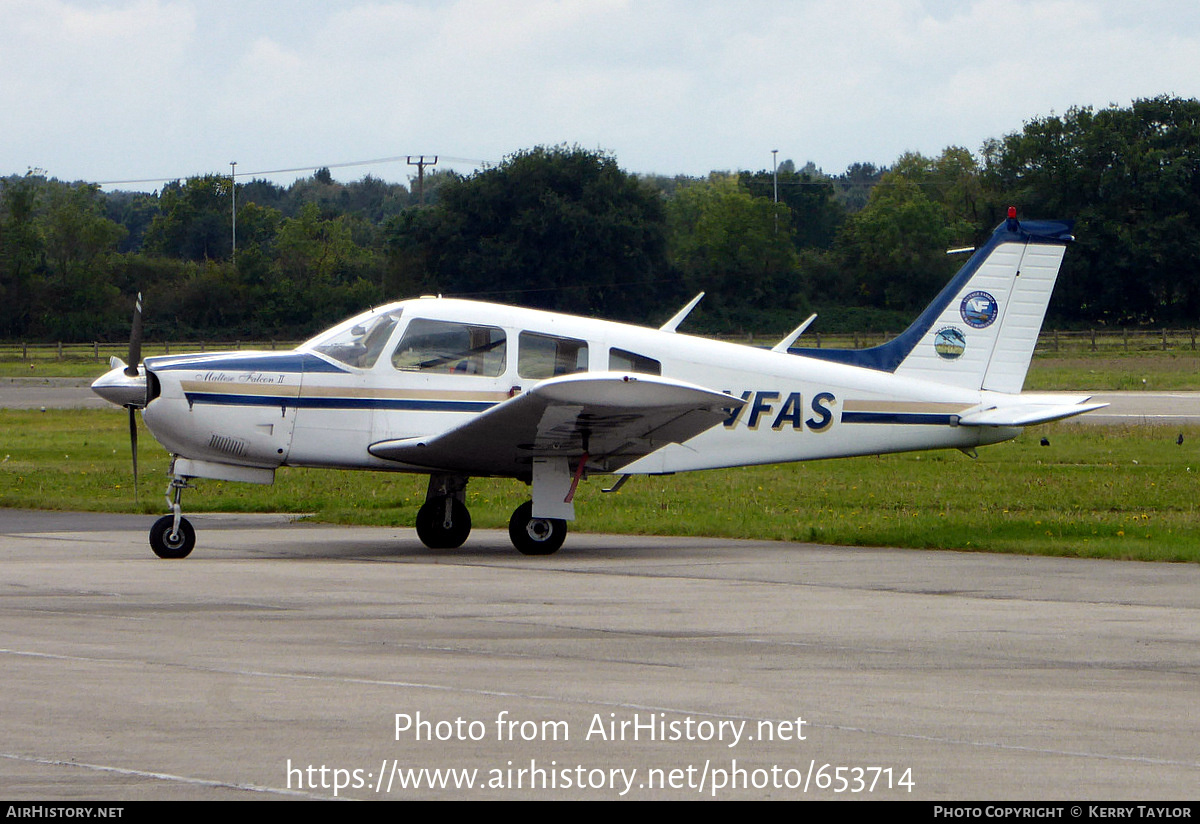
<box><xmin>960</xmin><ymin>291</ymin><xmax>998</xmax><ymax>328</ymax></box>
<box><xmin>934</xmin><ymin>327</ymin><xmax>966</xmax><ymax>360</ymax></box>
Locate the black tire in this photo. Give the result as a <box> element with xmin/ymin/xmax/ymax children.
<box><xmin>415</xmin><ymin>496</ymin><xmax>472</xmax><ymax>549</ymax></box>
<box><xmin>149</xmin><ymin>515</ymin><xmax>195</xmax><ymax>559</ymax></box>
<box><xmin>508</xmin><ymin>501</ymin><xmax>567</xmax><ymax>556</ymax></box>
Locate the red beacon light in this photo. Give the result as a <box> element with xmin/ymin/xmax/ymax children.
<box><xmin>1006</xmin><ymin>205</ymin><xmax>1019</xmax><ymax>230</ymax></box>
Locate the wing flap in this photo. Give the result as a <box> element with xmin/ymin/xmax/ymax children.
<box><xmin>368</xmin><ymin>372</ymin><xmax>743</xmax><ymax>476</ymax></box>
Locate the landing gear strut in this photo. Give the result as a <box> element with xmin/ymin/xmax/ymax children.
<box><xmin>149</xmin><ymin>473</ymin><xmax>195</xmax><ymax>559</ymax></box>
<box><xmin>415</xmin><ymin>473</ymin><xmax>472</xmax><ymax>549</ymax></box>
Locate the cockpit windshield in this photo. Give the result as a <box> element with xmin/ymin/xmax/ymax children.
<box><xmin>304</xmin><ymin>306</ymin><xmax>403</xmax><ymax>369</ymax></box>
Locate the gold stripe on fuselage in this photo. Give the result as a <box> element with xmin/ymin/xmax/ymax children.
<box><xmin>841</xmin><ymin>400</ymin><xmax>974</xmax><ymax>414</ymax></box>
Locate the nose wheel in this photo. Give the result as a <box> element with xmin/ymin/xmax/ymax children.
<box><xmin>149</xmin><ymin>472</ymin><xmax>195</xmax><ymax>558</ymax></box>
<box><xmin>149</xmin><ymin>514</ymin><xmax>195</xmax><ymax>559</ymax></box>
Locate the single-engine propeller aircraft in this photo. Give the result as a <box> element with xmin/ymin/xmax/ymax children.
<box><xmin>93</xmin><ymin>211</ymin><xmax>1104</xmax><ymax>558</ymax></box>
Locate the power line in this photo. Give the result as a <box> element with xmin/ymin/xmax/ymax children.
<box><xmin>93</xmin><ymin>153</ymin><xmax>490</xmax><ymax>188</ymax></box>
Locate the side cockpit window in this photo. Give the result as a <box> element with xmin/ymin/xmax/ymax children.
<box><xmin>609</xmin><ymin>347</ymin><xmax>661</xmax><ymax>375</ymax></box>
<box><xmin>311</xmin><ymin>310</ymin><xmax>401</xmax><ymax>369</ymax></box>
<box><xmin>518</xmin><ymin>332</ymin><xmax>589</xmax><ymax>379</ymax></box>
<box><xmin>391</xmin><ymin>319</ymin><xmax>506</xmax><ymax>376</ymax></box>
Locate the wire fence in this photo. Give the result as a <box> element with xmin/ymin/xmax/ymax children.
<box><xmin>783</xmin><ymin>328</ymin><xmax>1200</xmax><ymax>354</ymax></box>
<box><xmin>1</xmin><ymin>329</ymin><xmax>1198</xmax><ymax>366</ymax></box>
<box><xmin>0</xmin><ymin>339</ymin><xmax>299</xmax><ymax>366</ymax></box>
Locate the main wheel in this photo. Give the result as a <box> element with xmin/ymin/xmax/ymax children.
<box><xmin>508</xmin><ymin>501</ymin><xmax>567</xmax><ymax>556</ymax></box>
<box><xmin>149</xmin><ymin>515</ymin><xmax>195</xmax><ymax>559</ymax></box>
<box><xmin>415</xmin><ymin>496</ymin><xmax>472</xmax><ymax>549</ymax></box>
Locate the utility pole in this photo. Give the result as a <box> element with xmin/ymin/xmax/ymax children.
<box><xmin>230</xmin><ymin>161</ymin><xmax>237</xmax><ymax>256</ymax></box>
<box><xmin>771</xmin><ymin>149</ymin><xmax>779</xmax><ymax>235</ymax></box>
<box><xmin>772</xmin><ymin>149</ymin><xmax>779</xmax><ymax>203</ymax></box>
<box><xmin>407</xmin><ymin>155</ymin><xmax>438</xmax><ymax>205</ymax></box>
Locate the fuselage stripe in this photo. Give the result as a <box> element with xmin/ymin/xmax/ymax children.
<box><xmin>841</xmin><ymin>411</ymin><xmax>957</xmax><ymax>425</ymax></box>
<box><xmin>183</xmin><ymin>393</ymin><xmax>495</xmax><ymax>413</ymax></box>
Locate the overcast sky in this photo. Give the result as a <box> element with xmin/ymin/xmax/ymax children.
<box><xmin>5</xmin><ymin>0</ymin><xmax>1200</xmax><ymax>191</ymax></box>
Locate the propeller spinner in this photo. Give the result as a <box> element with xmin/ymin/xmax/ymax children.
<box><xmin>92</xmin><ymin>292</ymin><xmax>148</xmax><ymax>408</ymax></box>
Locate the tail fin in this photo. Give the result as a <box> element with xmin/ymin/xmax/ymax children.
<box><xmin>793</xmin><ymin>215</ymin><xmax>1073</xmax><ymax>393</ymax></box>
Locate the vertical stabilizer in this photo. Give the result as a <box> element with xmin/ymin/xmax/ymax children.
<box><xmin>793</xmin><ymin>216</ymin><xmax>1073</xmax><ymax>393</ymax></box>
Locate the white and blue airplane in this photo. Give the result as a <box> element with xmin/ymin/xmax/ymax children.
<box><xmin>93</xmin><ymin>212</ymin><xmax>1103</xmax><ymax>558</ymax></box>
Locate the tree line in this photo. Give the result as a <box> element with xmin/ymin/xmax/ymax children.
<box><xmin>3</xmin><ymin>95</ymin><xmax>1198</xmax><ymax>342</ymax></box>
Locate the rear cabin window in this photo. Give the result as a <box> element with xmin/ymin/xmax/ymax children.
<box><xmin>518</xmin><ymin>332</ymin><xmax>589</xmax><ymax>379</ymax></box>
<box><xmin>609</xmin><ymin>347</ymin><xmax>661</xmax><ymax>375</ymax></box>
<box><xmin>391</xmin><ymin>319</ymin><xmax>506</xmax><ymax>376</ymax></box>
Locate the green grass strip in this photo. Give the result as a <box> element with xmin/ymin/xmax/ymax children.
<box><xmin>2</xmin><ymin>409</ymin><xmax>1197</xmax><ymax>562</ymax></box>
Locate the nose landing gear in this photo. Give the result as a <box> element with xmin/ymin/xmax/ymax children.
<box><xmin>149</xmin><ymin>474</ymin><xmax>195</xmax><ymax>559</ymax></box>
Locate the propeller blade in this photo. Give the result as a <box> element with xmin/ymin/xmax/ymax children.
<box><xmin>122</xmin><ymin>291</ymin><xmax>142</xmax><ymax>504</ymax></box>
<box><xmin>124</xmin><ymin>292</ymin><xmax>143</xmax><ymax>378</ymax></box>
<box><xmin>128</xmin><ymin>406</ymin><xmax>139</xmax><ymax>505</ymax></box>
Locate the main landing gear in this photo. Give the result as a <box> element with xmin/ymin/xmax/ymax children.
<box><xmin>414</xmin><ymin>474</ymin><xmax>568</xmax><ymax>555</ymax></box>
<box><xmin>507</xmin><ymin>501</ymin><xmax>567</xmax><ymax>555</ymax></box>
<box><xmin>415</xmin><ymin>474</ymin><xmax>472</xmax><ymax>549</ymax></box>
<box><xmin>149</xmin><ymin>475</ymin><xmax>195</xmax><ymax>559</ymax></box>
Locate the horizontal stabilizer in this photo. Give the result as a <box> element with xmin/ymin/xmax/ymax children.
<box><xmin>957</xmin><ymin>401</ymin><xmax>1108</xmax><ymax>427</ymax></box>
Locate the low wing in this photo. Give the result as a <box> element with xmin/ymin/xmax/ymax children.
<box><xmin>368</xmin><ymin>372</ymin><xmax>744</xmax><ymax>477</ymax></box>
<box><xmin>957</xmin><ymin>394</ymin><xmax>1108</xmax><ymax>427</ymax></box>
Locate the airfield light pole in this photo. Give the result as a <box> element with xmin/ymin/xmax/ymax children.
<box><xmin>230</xmin><ymin>161</ymin><xmax>237</xmax><ymax>257</ymax></box>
